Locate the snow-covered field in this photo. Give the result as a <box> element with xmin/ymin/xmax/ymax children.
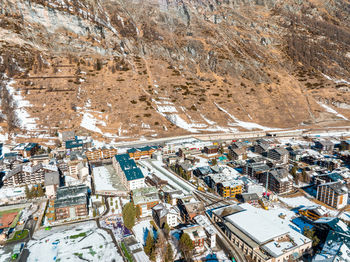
<box><xmin>27</xmin><ymin>221</ymin><xmax>122</xmax><ymax>262</ymax></box>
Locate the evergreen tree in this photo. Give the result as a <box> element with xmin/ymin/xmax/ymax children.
<box><xmin>37</xmin><ymin>185</ymin><xmax>45</xmax><ymax>197</ymax></box>
<box><xmin>301</xmin><ymin>170</ymin><xmax>308</xmax><ymax>183</ymax></box>
<box><xmin>136</xmin><ymin>205</ymin><xmax>141</xmax><ymax>220</ymax></box>
<box><xmin>303</xmin><ymin>227</ymin><xmax>320</xmax><ymax>247</ymax></box>
<box><xmin>163</xmin><ymin>222</ymin><xmax>170</xmax><ymax>239</ymax></box>
<box><xmin>25</xmin><ymin>185</ymin><xmax>31</xmax><ymax>199</ymax></box>
<box><xmin>179</xmin><ymin>233</ymin><xmax>194</xmax><ymax>259</ymax></box>
<box><xmin>290</xmin><ymin>165</ymin><xmax>299</xmax><ymax>184</ymax></box>
<box><xmin>165</xmin><ymin>243</ymin><xmax>173</xmax><ymax>262</ymax></box>
<box><xmin>30</xmin><ymin>186</ymin><xmax>37</xmax><ymax>198</ymax></box>
<box><xmin>122</xmin><ymin>202</ymin><xmax>136</xmax><ymax>229</ymax></box>
<box><xmin>144</xmin><ymin>232</ymin><xmax>155</xmax><ymax>256</ymax></box>
<box><xmin>166</xmin><ymin>194</ymin><xmax>171</xmax><ymax>204</ymax></box>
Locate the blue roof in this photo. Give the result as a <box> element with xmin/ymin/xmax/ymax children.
<box><xmin>25</xmin><ymin>143</ymin><xmax>38</xmax><ymax>151</ymax></box>
<box><xmin>4</xmin><ymin>152</ymin><xmax>18</xmax><ymax>158</ymax></box>
<box><xmin>127</xmin><ymin>148</ymin><xmax>138</xmax><ymax>154</ymax></box>
<box><xmin>65</xmin><ymin>139</ymin><xmax>83</xmax><ymax>149</ymax></box>
<box><xmin>127</xmin><ymin>146</ymin><xmax>157</xmax><ymax>154</ymax></box>
<box><xmin>115</xmin><ymin>154</ymin><xmax>131</xmax><ymax>162</ymax></box>
<box><xmin>115</xmin><ymin>154</ymin><xmax>144</xmax><ymax>181</ymax></box>
<box><xmin>124</xmin><ymin>168</ymin><xmax>144</xmax><ymax>181</ymax></box>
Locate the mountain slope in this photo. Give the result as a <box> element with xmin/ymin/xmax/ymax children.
<box><xmin>0</xmin><ymin>0</ymin><xmax>350</xmax><ymax>141</ymax></box>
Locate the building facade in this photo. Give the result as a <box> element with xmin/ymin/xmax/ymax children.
<box><xmin>54</xmin><ymin>184</ymin><xmax>89</xmax><ymax>220</ymax></box>
<box><xmin>316</xmin><ymin>181</ymin><xmax>348</xmax><ymax>209</ymax></box>
<box><xmin>113</xmin><ymin>154</ymin><xmax>145</xmax><ymax>190</ymax></box>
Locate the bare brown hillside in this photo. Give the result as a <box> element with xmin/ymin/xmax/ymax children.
<box><xmin>0</xmin><ymin>0</ymin><xmax>350</xmax><ymax>141</ymax></box>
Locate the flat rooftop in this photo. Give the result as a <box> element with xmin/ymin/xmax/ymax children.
<box><xmin>93</xmin><ymin>165</ymin><xmax>127</xmax><ymax>193</ymax></box>
<box><xmin>225</xmin><ymin>204</ymin><xmax>289</xmax><ymax>244</ymax></box>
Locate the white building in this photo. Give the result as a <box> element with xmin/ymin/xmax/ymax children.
<box><xmin>152</xmin><ymin>203</ymin><xmax>181</xmax><ymax>228</ymax></box>
<box><xmin>212</xmin><ymin>203</ymin><xmax>312</xmax><ymax>262</ymax></box>
<box><xmin>113</xmin><ymin>154</ymin><xmax>145</xmax><ymax>191</ymax></box>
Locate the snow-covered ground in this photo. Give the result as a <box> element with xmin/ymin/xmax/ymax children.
<box><xmin>214</xmin><ymin>102</ymin><xmax>276</xmax><ymax>131</ymax></box>
<box><xmin>0</xmin><ymin>186</ymin><xmax>26</xmax><ymax>205</ymax></box>
<box><xmin>80</xmin><ymin>112</ymin><xmax>106</xmax><ymax>134</ymax></box>
<box><xmin>278</xmin><ymin>196</ymin><xmax>315</xmax><ymax>208</ymax></box>
<box><xmin>27</xmin><ymin>221</ymin><xmax>122</xmax><ymax>262</ymax></box>
<box><xmin>133</xmin><ymin>219</ymin><xmax>153</xmax><ymax>245</ymax></box>
<box><xmin>317</xmin><ymin>102</ymin><xmax>348</xmax><ymax>120</ymax></box>
<box><xmin>6</xmin><ymin>80</ymin><xmax>38</xmax><ymax>131</ymax></box>
<box><xmin>0</xmin><ymin>248</ymin><xmax>11</xmax><ymax>262</ymax></box>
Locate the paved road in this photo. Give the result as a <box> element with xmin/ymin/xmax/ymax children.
<box><xmin>113</xmin><ymin>126</ymin><xmax>350</xmax><ymax>148</ymax></box>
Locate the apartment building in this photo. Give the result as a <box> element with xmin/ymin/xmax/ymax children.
<box><xmin>2</xmin><ymin>163</ymin><xmax>58</xmax><ymax>187</ymax></box>
<box><xmin>54</xmin><ymin>185</ymin><xmax>89</xmax><ymax>220</ymax></box>
<box><xmin>113</xmin><ymin>154</ymin><xmax>145</xmax><ymax>190</ymax></box>
<box><xmin>316</xmin><ymin>181</ymin><xmax>348</xmax><ymax>209</ymax></box>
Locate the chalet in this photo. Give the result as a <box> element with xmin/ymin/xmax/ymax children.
<box><xmin>298</xmin><ymin>205</ymin><xmax>330</xmax><ymax>221</ymax></box>
<box><xmin>178</xmin><ymin>199</ymin><xmax>205</xmax><ymax>222</ymax></box>
<box><xmin>194</xmin><ymin>215</ymin><xmax>217</xmax><ymax>249</ymax></box>
<box><xmin>238</xmin><ymin>193</ymin><xmax>260</xmax><ymax>205</ymax></box>
<box><xmin>127</xmin><ymin>146</ymin><xmax>157</xmax><ymax>160</ymax></box>
<box><xmin>12</xmin><ymin>143</ymin><xmax>39</xmax><ymax>157</ymax></box>
<box><xmin>162</xmin><ymin>186</ymin><xmax>187</xmax><ymax>206</ymax></box>
<box><xmin>204</xmin><ymin>145</ymin><xmax>219</xmax><ymax>155</ymax></box>
<box><xmin>193</xmin><ymin>166</ymin><xmax>214</xmax><ymax>177</ymax></box>
<box><xmin>178</xmin><ymin>148</ymin><xmax>201</xmax><ymax>158</ymax></box>
<box><xmin>314</xmin><ymin>140</ymin><xmax>334</xmax><ymax>153</ymax></box>
<box><xmin>230</xmin><ymin>141</ymin><xmax>246</xmax><ymax>149</ymax></box>
<box><xmin>254</xmin><ymin>140</ymin><xmax>270</xmax><ymax>155</ymax></box>
<box><xmin>85</xmin><ymin>146</ymin><xmax>118</xmax><ymax>161</ymax></box>
<box><xmin>181</xmin><ymin>225</ymin><xmax>206</xmax><ymax>253</ymax></box>
<box><xmin>113</xmin><ymin>154</ymin><xmax>145</xmax><ymax>190</ymax></box>
<box><xmin>176</xmin><ymin>161</ymin><xmax>194</xmax><ymax>178</ymax></box>
<box><xmin>340</xmin><ymin>140</ymin><xmax>350</xmax><ymax>151</ymax></box>
<box><xmin>145</xmin><ymin>173</ymin><xmax>168</xmax><ymax>187</ymax></box>
<box><xmin>152</xmin><ymin>203</ymin><xmax>180</xmax><ymax>228</ymax></box>
<box><xmin>312</xmin><ymin>218</ymin><xmax>350</xmax><ymax>262</ymax></box>
<box><xmin>316</xmin><ymin>181</ymin><xmax>348</xmax><ymax>209</ymax></box>
<box><xmin>267</xmin><ymin>147</ymin><xmax>289</xmax><ymax>164</ymax></box>
<box><xmin>122</xmin><ymin>236</ymin><xmax>149</xmax><ymax>262</ymax></box>
<box><xmin>230</xmin><ymin>148</ymin><xmax>247</xmax><ymax>161</ymax></box>
<box><xmin>132</xmin><ymin>186</ymin><xmax>160</xmax><ymax>217</ymax></box>
<box><xmin>54</xmin><ymin>184</ymin><xmax>89</xmax><ymax>220</ymax></box>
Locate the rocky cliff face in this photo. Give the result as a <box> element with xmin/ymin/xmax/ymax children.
<box><xmin>0</xmin><ymin>0</ymin><xmax>350</xmax><ymax>141</ymax></box>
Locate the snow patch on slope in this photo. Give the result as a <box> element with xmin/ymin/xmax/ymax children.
<box><xmin>214</xmin><ymin>102</ymin><xmax>275</xmax><ymax>131</ymax></box>
<box><xmin>6</xmin><ymin>80</ymin><xmax>38</xmax><ymax>131</ymax></box>
<box><xmin>317</xmin><ymin>102</ymin><xmax>348</xmax><ymax>120</ymax></box>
